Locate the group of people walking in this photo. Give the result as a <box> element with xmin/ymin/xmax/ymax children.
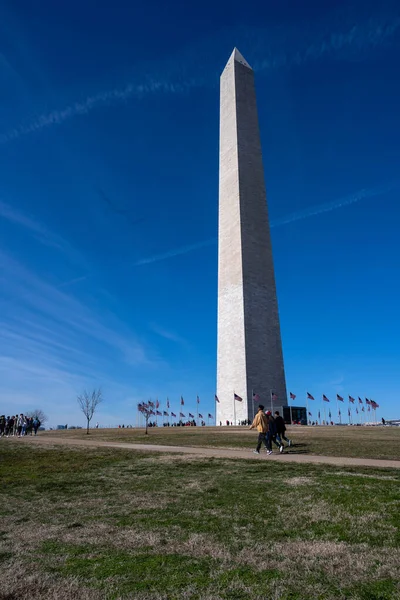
<box><xmin>0</xmin><ymin>414</ymin><xmax>41</xmax><ymax>437</ymax></box>
<box><xmin>250</xmin><ymin>406</ymin><xmax>291</xmax><ymax>454</ymax></box>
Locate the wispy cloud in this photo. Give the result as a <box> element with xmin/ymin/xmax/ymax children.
<box><xmin>134</xmin><ymin>181</ymin><xmax>397</xmax><ymax>266</ymax></box>
<box><xmin>0</xmin><ymin>250</ymin><xmax>153</xmax><ymax>367</ymax></box>
<box><xmin>0</xmin><ymin>198</ymin><xmax>64</xmax><ymax>249</ymax></box>
<box><xmin>1</xmin><ymin>11</ymin><xmax>399</xmax><ymax>143</ymax></box>
<box><xmin>0</xmin><ymin>198</ymin><xmax>86</xmax><ymax>268</ymax></box>
<box><xmin>0</xmin><ymin>249</ymin><xmax>164</xmax><ymax>424</ymax></box>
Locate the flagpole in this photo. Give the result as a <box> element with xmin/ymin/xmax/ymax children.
<box><xmin>196</xmin><ymin>395</ymin><xmax>199</xmax><ymax>427</ymax></box>
<box><xmin>252</xmin><ymin>389</ymin><xmax>255</xmax><ymax>420</ymax></box>
<box><xmin>233</xmin><ymin>392</ymin><xmax>236</xmax><ymax>427</ymax></box>
<box><xmin>270</xmin><ymin>389</ymin><xmax>273</xmax><ymax>414</ymax></box>
<box><xmin>289</xmin><ymin>393</ymin><xmax>293</xmax><ymax>425</ymax></box>
<box><xmin>306</xmin><ymin>394</ymin><xmax>308</xmax><ymax>426</ymax></box>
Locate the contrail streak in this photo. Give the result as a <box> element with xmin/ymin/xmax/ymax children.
<box><xmin>269</xmin><ymin>180</ymin><xmax>399</xmax><ymax>227</ymax></box>
<box><xmin>0</xmin><ymin>79</ymin><xmax>191</xmax><ymax>144</ymax></box>
<box><xmin>135</xmin><ymin>181</ymin><xmax>397</xmax><ymax>266</ymax></box>
<box><xmin>57</xmin><ymin>276</ymin><xmax>88</xmax><ymax>288</ymax></box>
<box><xmin>1</xmin><ymin>13</ymin><xmax>399</xmax><ymax>143</ymax></box>
<box><xmin>134</xmin><ymin>238</ymin><xmax>216</xmax><ymax>266</ymax></box>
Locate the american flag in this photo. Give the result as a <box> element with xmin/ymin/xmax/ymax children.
<box><xmin>290</xmin><ymin>392</ymin><xmax>296</xmax><ymax>400</ymax></box>
<box><xmin>189</xmin><ymin>413</ymin><xmax>194</xmax><ymax>418</ymax></box>
<box><xmin>356</xmin><ymin>407</ymin><xmax>359</xmax><ymax>414</ymax></box>
<box><xmin>362</xmin><ymin>406</ymin><xmax>365</xmax><ymax>412</ymax></box>
<box><xmin>349</xmin><ymin>396</ymin><xmax>355</xmax><ymax>403</ymax></box>
<box><xmin>272</xmin><ymin>392</ymin><xmax>278</xmax><ymax>400</ymax></box>
<box><xmin>208</xmin><ymin>413</ymin><xmax>213</xmax><ymax>419</ymax></box>
<box><xmin>348</xmin><ymin>408</ymin><xmax>351</xmax><ymax>416</ymax></box>
<box><xmin>148</xmin><ymin>401</ymin><xmax>154</xmax><ymax>408</ymax></box>
<box><xmin>198</xmin><ymin>413</ymin><xmax>203</xmax><ymax>419</ymax></box>
<box><xmin>215</xmin><ymin>394</ymin><xmax>220</xmax><ymax>403</ymax></box>
<box><xmin>179</xmin><ymin>412</ymin><xmax>185</xmax><ymax>418</ymax></box>
<box><xmin>318</xmin><ymin>411</ymin><xmax>321</xmax><ymax>418</ymax></box>
<box><xmin>180</xmin><ymin>396</ymin><xmax>184</xmax><ymax>405</ymax></box>
<box><xmin>253</xmin><ymin>392</ymin><xmax>260</xmax><ymax>401</ymax></box>
<box><xmin>171</xmin><ymin>412</ymin><xmax>176</xmax><ymax>417</ymax></box>
<box><xmin>156</xmin><ymin>411</ymin><xmax>162</xmax><ymax>416</ymax></box>
<box><xmin>163</xmin><ymin>411</ymin><xmax>169</xmax><ymax>416</ymax></box>
<box><xmin>308</xmin><ymin>411</ymin><xmax>312</xmax><ymax>416</ymax></box>
<box><xmin>167</xmin><ymin>399</ymin><xmax>170</xmax><ymax>409</ymax></box>
<box><xmin>337</xmin><ymin>394</ymin><xmax>344</xmax><ymax>402</ymax></box>
<box><xmin>156</xmin><ymin>400</ymin><xmax>160</xmax><ymax>409</ymax></box>
<box><xmin>358</xmin><ymin>397</ymin><xmax>363</xmax><ymax>404</ymax></box>
<box><xmin>234</xmin><ymin>393</ymin><xmax>243</xmax><ymax>402</ymax></box>
<box><xmin>323</xmin><ymin>394</ymin><xmax>330</xmax><ymax>402</ymax></box>
<box><xmin>196</xmin><ymin>395</ymin><xmax>200</xmax><ymax>404</ymax></box>
<box><xmin>371</xmin><ymin>400</ymin><xmax>379</xmax><ymax>409</ymax></box>
<box><xmin>368</xmin><ymin>405</ymin><xmax>370</xmax><ymax>412</ymax></box>
<box><xmin>329</xmin><ymin>410</ymin><xmax>331</xmax><ymax>418</ymax></box>
<box><xmin>307</xmin><ymin>392</ymin><xmax>315</xmax><ymax>400</ymax></box>
<box><xmin>365</xmin><ymin>398</ymin><xmax>371</xmax><ymax>405</ymax></box>
<box><xmin>338</xmin><ymin>409</ymin><xmax>341</xmax><ymax>415</ymax></box>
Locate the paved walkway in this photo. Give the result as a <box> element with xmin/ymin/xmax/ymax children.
<box><xmin>19</xmin><ymin>436</ymin><xmax>400</xmax><ymax>469</ymax></box>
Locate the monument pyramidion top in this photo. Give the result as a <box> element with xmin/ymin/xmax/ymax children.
<box><xmin>226</xmin><ymin>47</ymin><xmax>252</xmax><ymax>70</ymax></box>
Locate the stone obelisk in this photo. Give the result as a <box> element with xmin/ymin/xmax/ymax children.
<box><xmin>216</xmin><ymin>48</ymin><xmax>287</xmax><ymax>425</ymax></box>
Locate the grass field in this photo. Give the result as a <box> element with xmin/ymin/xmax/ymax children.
<box><xmin>1</xmin><ymin>442</ymin><xmax>399</xmax><ymax>599</ymax></box>
<box><xmin>43</xmin><ymin>425</ymin><xmax>400</xmax><ymax>461</ymax></box>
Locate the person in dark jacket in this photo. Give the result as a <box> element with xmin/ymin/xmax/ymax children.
<box><xmin>266</xmin><ymin>411</ymin><xmax>284</xmax><ymax>453</ymax></box>
<box><xmin>33</xmin><ymin>418</ymin><xmax>41</xmax><ymax>435</ymax></box>
<box><xmin>274</xmin><ymin>411</ymin><xmax>292</xmax><ymax>447</ymax></box>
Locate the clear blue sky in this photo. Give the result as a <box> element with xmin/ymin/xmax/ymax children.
<box><xmin>1</xmin><ymin>0</ymin><xmax>399</xmax><ymax>426</ymax></box>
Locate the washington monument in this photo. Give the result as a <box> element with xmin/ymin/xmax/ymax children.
<box><xmin>216</xmin><ymin>48</ymin><xmax>287</xmax><ymax>425</ymax></box>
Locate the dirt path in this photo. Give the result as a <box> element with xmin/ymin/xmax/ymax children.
<box><xmin>16</xmin><ymin>436</ymin><xmax>400</xmax><ymax>469</ymax></box>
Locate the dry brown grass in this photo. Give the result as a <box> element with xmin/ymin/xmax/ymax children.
<box><xmin>285</xmin><ymin>476</ymin><xmax>314</xmax><ymax>486</ymax></box>
<box><xmin>0</xmin><ymin>561</ymin><xmax>102</xmax><ymax>600</ymax></box>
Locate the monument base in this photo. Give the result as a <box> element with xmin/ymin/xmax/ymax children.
<box><xmin>282</xmin><ymin>406</ymin><xmax>308</xmax><ymax>425</ymax></box>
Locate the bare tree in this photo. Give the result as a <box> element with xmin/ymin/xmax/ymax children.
<box><xmin>26</xmin><ymin>409</ymin><xmax>48</xmax><ymax>424</ymax></box>
<box><xmin>77</xmin><ymin>388</ymin><xmax>103</xmax><ymax>434</ymax></box>
<box><xmin>138</xmin><ymin>402</ymin><xmax>154</xmax><ymax>435</ymax></box>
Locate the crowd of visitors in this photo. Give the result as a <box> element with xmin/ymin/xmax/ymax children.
<box><xmin>0</xmin><ymin>414</ymin><xmax>41</xmax><ymax>437</ymax></box>
<box><xmin>250</xmin><ymin>406</ymin><xmax>292</xmax><ymax>454</ymax></box>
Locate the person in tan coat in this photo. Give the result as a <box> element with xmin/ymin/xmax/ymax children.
<box><xmin>249</xmin><ymin>405</ymin><xmax>272</xmax><ymax>455</ymax></box>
